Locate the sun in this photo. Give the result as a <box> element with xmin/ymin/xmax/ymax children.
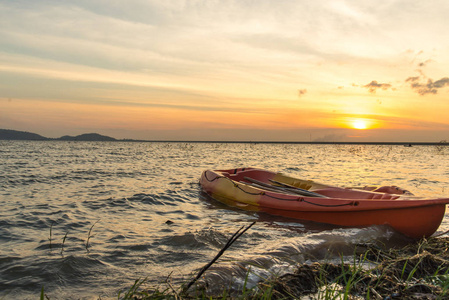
<box><xmin>352</xmin><ymin>119</ymin><xmax>368</xmax><ymax>130</ymax></box>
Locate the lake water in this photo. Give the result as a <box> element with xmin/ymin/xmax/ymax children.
<box><xmin>1</xmin><ymin>141</ymin><xmax>449</xmax><ymax>299</ymax></box>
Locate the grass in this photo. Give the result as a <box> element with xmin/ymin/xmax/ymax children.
<box><xmin>116</xmin><ymin>236</ymin><xmax>449</xmax><ymax>299</ymax></box>
<box><xmin>273</xmin><ymin>237</ymin><xmax>449</xmax><ymax>299</ymax></box>
<box><xmin>40</xmin><ymin>221</ymin><xmax>449</xmax><ymax>299</ymax></box>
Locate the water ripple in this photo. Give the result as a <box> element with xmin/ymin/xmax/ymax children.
<box><xmin>1</xmin><ymin>142</ymin><xmax>449</xmax><ymax>298</ymax></box>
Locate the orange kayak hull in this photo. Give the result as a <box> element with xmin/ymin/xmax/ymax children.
<box><xmin>200</xmin><ymin>168</ymin><xmax>449</xmax><ymax>239</ymax></box>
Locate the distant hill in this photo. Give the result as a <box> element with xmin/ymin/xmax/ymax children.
<box><xmin>58</xmin><ymin>133</ymin><xmax>116</xmax><ymax>141</ymax></box>
<box><xmin>0</xmin><ymin>129</ymin><xmax>116</xmax><ymax>141</ymax></box>
<box><xmin>0</xmin><ymin>129</ymin><xmax>48</xmax><ymax>140</ymax></box>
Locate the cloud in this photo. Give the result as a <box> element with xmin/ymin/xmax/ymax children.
<box><xmin>418</xmin><ymin>59</ymin><xmax>433</xmax><ymax>67</ymax></box>
<box><xmin>298</xmin><ymin>89</ymin><xmax>307</xmax><ymax>97</ymax></box>
<box><xmin>406</xmin><ymin>76</ymin><xmax>449</xmax><ymax>95</ymax></box>
<box><xmin>404</xmin><ymin>53</ymin><xmax>449</xmax><ymax>95</ymax></box>
<box><xmin>434</xmin><ymin>77</ymin><xmax>449</xmax><ymax>88</ymax></box>
<box><xmin>363</xmin><ymin>81</ymin><xmax>392</xmax><ymax>93</ymax></box>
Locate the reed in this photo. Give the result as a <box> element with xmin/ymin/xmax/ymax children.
<box><xmin>435</xmin><ymin>140</ymin><xmax>448</xmax><ymax>155</ymax></box>
<box><xmin>85</xmin><ymin>219</ymin><xmax>100</xmax><ymax>252</ymax></box>
<box><xmin>60</xmin><ymin>231</ymin><xmax>69</xmax><ymax>255</ymax></box>
<box><xmin>48</xmin><ymin>221</ymin><xmax>55</xmax><ymax>249</ymax></box>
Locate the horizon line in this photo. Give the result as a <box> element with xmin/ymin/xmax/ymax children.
<box><xmin>5</xmin><ymin>139</ymin><xmax>448</xmax><ymax>146</ymax></box>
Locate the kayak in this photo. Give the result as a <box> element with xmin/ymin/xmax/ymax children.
<box><xmin>199</xmin><ymin>167</ymin><xmax>449</xmax><ymax>239</ymax></box>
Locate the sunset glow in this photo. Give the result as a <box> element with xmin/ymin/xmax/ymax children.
<box><xmin>352</xmin><ymin>119</ymin><xmax>369</xmax><ymax>130</ymax></box>
<box><xmin>1</xmin><ymin>1</ymin><xmax>449</xmax><ymax>142</ymax></box>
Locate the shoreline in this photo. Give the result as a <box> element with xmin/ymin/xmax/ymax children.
<box><xmin>124</xmin><ymin>236</ymin><xmax>449</xmax><ymax>299</ymax></box>
<box><xmin>2</xmin><ymin>139</ymin><xmax>449</xmax><ymax>146</ymax></box>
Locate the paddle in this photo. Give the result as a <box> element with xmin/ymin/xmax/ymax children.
<box><xmin>243</xmin><ymin>177</ymin><xmax>326</xmax><ymax>198</ymax></box>
<box><xmin>268</xmin><ymin>179</ymin><xmax>327</xmax><ymax>197</ymax></box>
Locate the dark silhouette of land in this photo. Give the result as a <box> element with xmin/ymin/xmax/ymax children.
<box><xmin>58</xmin><ymin>133</ymin><xmax>116</xmax><ymax>141</ymax></box>
<box><xmin>0</xmin><ymin>129</ymin><xmax>48</xmax><ymax>140</ymax></box>
<box><xmin>0</xmin><ymin>129</ymin><xmax>116</xmax><ymax>141</ymax></box>
<box><xmin>0</xmin><ymin>128</ymin><xmax>448</xmax><ymax>145</ymax></box>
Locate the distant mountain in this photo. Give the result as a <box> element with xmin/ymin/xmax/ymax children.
<box><xmin>0</xmin><ymin>129</ymin><xmax>48</xmax><ymax>140</ymax></box>
<box><xmin>58</xmin><ymin>133</ymin><xmax>116</xmax><ymax>141</ymax></box>
<box><xmin>0</xmin><ymin>129</ymin><xmax>116</xmax><ymax>141</ymax></box>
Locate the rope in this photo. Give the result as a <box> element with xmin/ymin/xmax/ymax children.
<box><xmin>299</xmin><ymin>197</ymin><xmax>357</xmax><ymax>207</ymax></box>
<box><xmin>235</xmin><ymin>183</ymin><xmax>263</xmax><ymax>195</ymax></box>
<box><xmin>202</xmin><ymin>171</ymin><xmax>355</xmax><ymax>207</ymax></box>
<box><xmin>203</xmin><ymin>171</ymin><xmax>222</xmax><ymax>182</ymax></box>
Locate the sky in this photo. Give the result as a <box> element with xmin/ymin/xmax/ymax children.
<box><xmin>1</xmin><ymin>0</ymin><xmax>449</xmax><ymax>142</ymax></box>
